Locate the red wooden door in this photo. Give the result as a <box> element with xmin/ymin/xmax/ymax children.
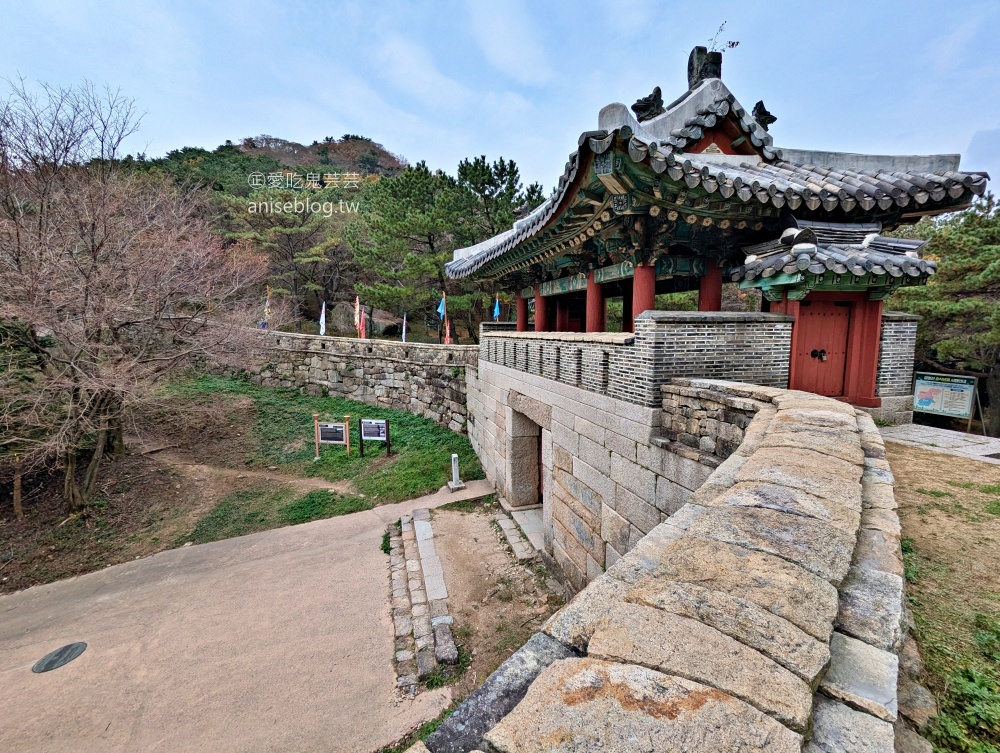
<box><xmin>792</xmin><ymin>301</ymin><xmax>850</xmax><ymax>397</ymax></box>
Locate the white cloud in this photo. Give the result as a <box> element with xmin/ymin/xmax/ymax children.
<box><xmin>372</xmin><ymin>35</ymin><xmax>472</xmax><ymax>111</ymax></box>
<box><xmin>467</xmin><ymin>1</ymin><xmax>553</xmax><ymax>86</ymax></box>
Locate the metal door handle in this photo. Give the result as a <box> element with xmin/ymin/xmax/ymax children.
<box><xmin>810</xmin><ymin>349</ymin><xmax>828</xmax><ymax>361</ymax></box>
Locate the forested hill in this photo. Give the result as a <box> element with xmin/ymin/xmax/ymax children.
<box><xmin>124</xmin><ymin>134</ymin><xmax>406</xmax><ymax>195</ymax></box>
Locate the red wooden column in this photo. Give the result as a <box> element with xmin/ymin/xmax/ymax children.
<box><xmin>699</xmin><ymin>259</ymin><xmax>723</xmax><ymax>311</ymax></box>
<box><xmin>843</xmin><ymin>297</ymin><xmax>883</xmax><ymax>407</ymax></box>
<box><xmin>585</xmin><ymin>270</ymin><xmax>605</xmax><ymax>332</ymax></box>
<box><xmin>632</xmin><ymin>263</ymin><xmax>656</xmax><ymax>321</ymax></box>
<box><xmin>555</xmin><ymin>297</ymin><xmax>570</xmax><ymax>332</ymax></box>
<box><xmin>533</xmin><ymin>284</ymin><xmax>547</xmax><ymax>332</ymax></box>
<box><xmin>516</xmin><ymin>294</ymin><xmax>528</xmax><ymax>332</ymax></box>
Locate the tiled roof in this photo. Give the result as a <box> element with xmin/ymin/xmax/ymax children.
<box><xmin>730</xmin><ymin>223</ymin><xmax>935</xmax><ymax>283</ymax></box>
<box><xmin>446</xmin><ymin>76</ymin><xmax>987</xmax><ymax>281</ymax></box>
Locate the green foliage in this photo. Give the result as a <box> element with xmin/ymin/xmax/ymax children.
<box><xmin>928</xmin><ymin>667</ymin><xmax>1000</xmax><ymax>752</ymax></box>
<box><xmin>165</xmin><ymin>374</ymin><xmax>483</xmax><ymax>503</ymax></box>
<box><xmin>129</xmin><ymin>143</ymin><xmax>283</xmax><ymax>196</ymax></box>
<box><xmin>918</xmin><ymin>488</ymin><xmax>955</xmax><ymax>498</ymax></box>
<box><xmin>380</xmin><ymin>529</ymin><xmax>391</xmax><ymax>555</ymax></box>
<box><xmin>179</xmin><ymin>486</ymin><xmax>372</xmax><ymax>545</ymax></box>
<box><xmin>974</xmin><ymin>614</ymin><xmax>1000</xmax><ymax>664</ymax></box>
<box><xmin>347</xmin><ymin>157</ymin><xmax>544</xmax><ymax>339</ymax></box>
<box><xmin>890</xmin><ymin>195</ymin><xmax>1000</xmax><ymax>433</ymax></box>
<box><xmin>901</xmin><ymin>537</ymin><xmax>921</xmax><ymax>582</ymax></box>
<box><xmin>280</xmin><ymin>489</ymin><xmax>371</xmax><ymax>524</ymax></box>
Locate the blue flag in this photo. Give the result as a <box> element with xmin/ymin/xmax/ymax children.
<box><xmin>436</xmin><ymin>293</ymin><xmax>446</xmax><ymax>319</ymax></box>
<box><xmin>493</xmin><ymin>296</ymin><xmax>501</xmax><ymax>321</ymax></box>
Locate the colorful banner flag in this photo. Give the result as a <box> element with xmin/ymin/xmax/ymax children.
<box><xmin>402</xmin><ymin>313</ymin><xmax>407</xmax><ymax>343</ymax></box>
<box><xmin>261</xmin><ymin>285</ymin><xmax>271</xmax><ymax>329</ymax></box>
<box><xmin>353</xmin><ymin>296</ymin><xmax>361</xmax><ymax>337</ymax></box>
<box><xmin>444</xmin><ymin>317</ymin><xmax>452</xmax><ymax>345</ymax></box>
<box><xmin>360</xmin><ymin>306</ymin><xmax>367</xmax><ymax>339</ymax></box>
<box><xmin>493</xmin><ymin>295</ymin><xmax>501</xmax><ymax>321</ymax></box>
<box><xmin>319</xmin><ymin>301</ymin><xmax>326</xmax><ymax>336</ymax></box>
<box><xmin>436</xmin><ymin>291</ymin><xmax>446</xmax><ymax>320</ymax></box>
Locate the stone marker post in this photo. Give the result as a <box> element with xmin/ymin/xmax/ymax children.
<box><xmin>448</xmin><ymin>453</ymin><xmax>465</xmax><ymax>491</ymax></box>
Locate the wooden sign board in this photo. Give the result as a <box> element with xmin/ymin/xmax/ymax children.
<box><xmin>313</xmin><ymin>413</ymin><xmax>350</xmax><ymax>459</ymax></box>
<box><xmin>319</xmin><ymin>423</ymin><xmax>347</xmax><ymax>444</ymax></box>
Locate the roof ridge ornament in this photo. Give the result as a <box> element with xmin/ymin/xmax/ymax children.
<box><xmin>687</xmin><ymin>46</ymin><xmax>723</xmax><ymax>89</ymax></box>
<box><xmin>631</xmin><ymin>86</ymin><xmax>665</xmax><ymax>122</ymax></box>
<box><xmin>753</xmin><ymin>101</ymin><xmax>777</xmax><ymax>131</ymax></box>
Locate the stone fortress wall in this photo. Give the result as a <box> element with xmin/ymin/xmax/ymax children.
<box><xmin>237</xmin><ymin>320</ymin><xmax>926</xmax><ymax>751</ymax></box>
<box><xmin>242</xmin><ymin>331</ymin><xmax>478</xmax><ymax>433</ymax></box>
<box><xmin>423</xmin><ymin>379</ymin><xmax>921</xmax><ymax>753</ymax></box>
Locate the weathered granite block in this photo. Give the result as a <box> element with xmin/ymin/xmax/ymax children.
<box><xmin>821</xmin><ymin>632</ymin><xmax>899</xmax><ymax>722</ymax></box>
<box><xmin>805</xmin><ymin>694</ymin><xmax>895</xmax><ymax>753</ymax></box>
<box><xmin>586</xmin><ymin>603</ymin><xmax>813</xmax><ymax>730</ymax></box>
<box><xmin>424</xmin><ymin>632</ymin><xmax>574</xmax><ymax>753</ymax></box>
<box><xmin>483</xmin><ymin>658</ymin><xmax>802</xmax><ymax>753</ymax></box>
<box><xmin>837</xmin><ymin>566</ymin><xmax>904</xmax><ymax>652</ymax></box>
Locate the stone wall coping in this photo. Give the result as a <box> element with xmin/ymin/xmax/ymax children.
<box><xmin>639</xmin><ymin>310</ymin><xmax>795</xmax><ymax>324</ymax></box>
<box><xmin>882</xmin><ymin>311</ymin><xmax>922</xmax><ymax>322</ymax></box>
<box><xmin>481</xmin><ymin>331</ymin><xmax>635</xmax><ymax>345</ymax></box>
<box><xmin>267</xmin><ymin>330</ymin><xmax>480</xmax><ymax>352</ymax></box>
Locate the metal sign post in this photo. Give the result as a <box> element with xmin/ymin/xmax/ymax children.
<box><xmin>359</xmin><ymin>418</ymin><xmax>391</xmax><ymax>457</ymax></box>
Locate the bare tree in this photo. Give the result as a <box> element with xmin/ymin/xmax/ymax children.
<box><xmin>0</xmin><ymin>79</ymin><xmax>275</xmax><ymax>511</ymax></box>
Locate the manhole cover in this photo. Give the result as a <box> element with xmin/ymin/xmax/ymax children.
<box><xmin>32</xmin><ymin>642</ymin><xmax>87</xmax><ymax>673</ymax></box>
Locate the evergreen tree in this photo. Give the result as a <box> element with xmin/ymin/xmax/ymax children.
<box><xmin>891</xmin><ymin>194</ymin><xmax>1000</xmax><ymax>434</ymax></box>
<box><xmin>348</xmin><ymin>158</ymin><xmax>545</xmax><ymax>342</ymax></box>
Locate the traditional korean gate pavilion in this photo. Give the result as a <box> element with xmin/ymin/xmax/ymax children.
<box><xmin>447</xmin><ymin>47</ymin><xmax>988</xmax><ymax>408</ymax></box>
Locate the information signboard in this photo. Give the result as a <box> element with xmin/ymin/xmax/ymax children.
<box><xmin>313</xmin><ymin>413</ymin><xmax>350</xmax><ymax>459</ymax></box>
<box><xmin>913</xmin><ymin>373</ymin><xmax>976</xmax><ymax>420</ymax></box>
<box><xmin>360</xmin><ymin>419</ymin><xmax>387</xmax><ymax>441</ymax></box>
<box><xmin>318</xmin><ymin>423</ymin><xmax>347</xmax><ymax>444</ymax></box>
<box><xmin>358</xmin><ymin>418</ymin><xmax>391</xmax><ymax>456</ymax></box>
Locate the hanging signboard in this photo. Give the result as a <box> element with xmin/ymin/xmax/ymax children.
<box><xmin>912</xmin><ymin>373</ymin><xmax>976</xmax><ymax>420</ymax></box>
<box><xmin>359</xmin><ymin>418</ymin><xmax>391</xmax><ymax>457</ymax></box>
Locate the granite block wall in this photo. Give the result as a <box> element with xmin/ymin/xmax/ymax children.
<box><xmin>428</xmin><ymin>378</ymin><xmax>924</xmax><ymax>753</ymax></box>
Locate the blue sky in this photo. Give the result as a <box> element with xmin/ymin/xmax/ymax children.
<box><xmin>3</xmin><ymin>0</ymin><xmax>998</xmax><ymax>190</ymax></box>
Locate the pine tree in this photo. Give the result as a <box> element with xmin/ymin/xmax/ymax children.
<box><xmin>891</xmin><ymin>195</ymin><xmax>1000</xmax><ymax>434</ymax></box>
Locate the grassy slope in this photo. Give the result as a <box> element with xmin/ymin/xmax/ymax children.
<box><xmin>167</xmin><ymin>374</ymin><xmax>483</xmax><ymax>503</ymax></box>
<box><xmin>889</xmin><ymin>443</ymin><xmax>1000</xmax><ymax>753</ymax></box>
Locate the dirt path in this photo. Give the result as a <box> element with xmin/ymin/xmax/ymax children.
<box><xmin>430</xmin><ymin>505</ymin><xmax>562</xmax><ymax>700</ymax></box>
<box><xmin>0</xmin><ymin>489</ymin><xmax>469</xmax><ymax>753</ymax></box>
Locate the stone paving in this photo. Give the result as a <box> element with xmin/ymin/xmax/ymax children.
<box><xmin>494</xmin><ymin>512</ymin><xmax>536</xmax><ymax>563</ymax></box>
<box><xmin>391</xmin><ymin>506</ymin><xmax>463</xmax><ymax>692</ymax></box>
<box><xmin>880</xmin><ymin>423</ymin><xmax>1000</xmax><ymax>464</ymax></box>
<box><xmin>510</xmin><ymin>509</ymin><xmax>545</xmax><ymax>551</ymax></box>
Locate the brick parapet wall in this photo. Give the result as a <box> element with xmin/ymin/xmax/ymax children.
<box><xmin>243</xmin><ymin>331</ymin><xmax>478</xmax><ymax>432</ymax></box>
<box><xmin>479</xmin><ymin>312</ymin><xmax>794</xmax><ymax>408</ymax></box>
<box><xmin>431</xmin><ymin>376</ymin><xmax>918</xmax><ymax>753</ymax></box>
<box><xmin>877</xmin><ymin>312</ymin><xmax>920</xmax><ymax>398</ymax></box>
